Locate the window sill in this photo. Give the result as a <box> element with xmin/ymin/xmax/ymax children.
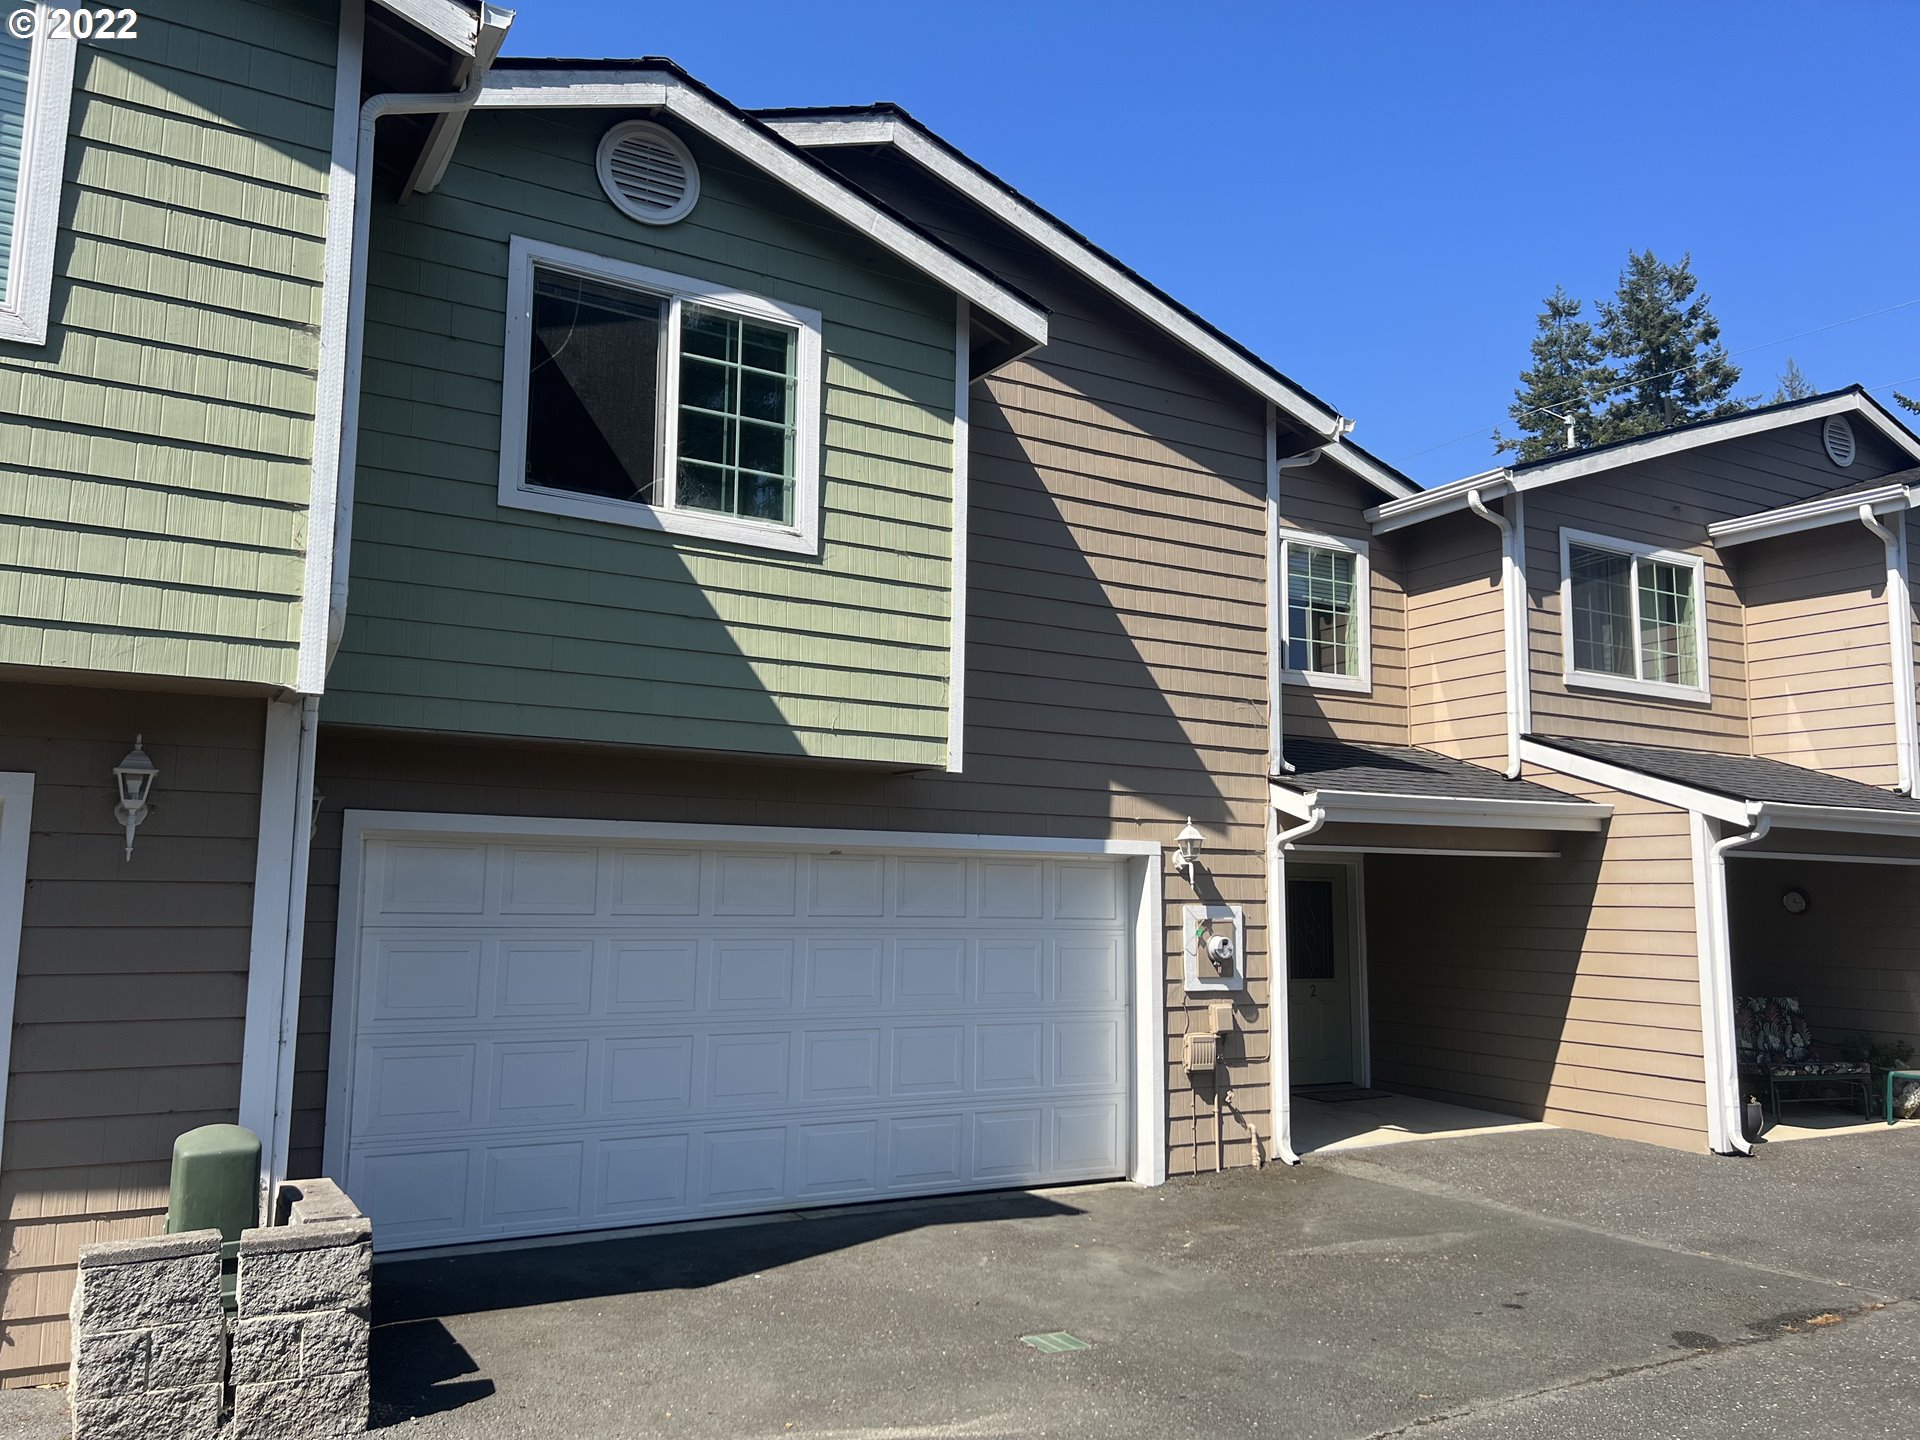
<box><xmin>502</xmin><ymin>483</ymin><xmax>820</xmax><ymax>556</ymax></box>
<box><xmin>1563</xmin><ymin>669</ymin><xmax>1711</xmax><ymax>706</ymax></box>
<box><xmin>1281</xmin><ymin>668</ymin><xmax>1372</xmax><ymax>696</ymax></box>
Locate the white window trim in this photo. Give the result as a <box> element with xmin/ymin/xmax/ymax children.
<box><xmin>497</xmin><ymin>234</ymin><xmax>824</xmax><ymax>556</ymax></box>
<box><xmin>1558</xmin><ymin>526</ymin><xmax>1711</xmax><ymax>705</ymax></box>
<box><xmin>0</xmin><ymin>13</ymin><xmax>75</xmax><ymax>346</ymax></box>
<box><xmin>1277</xmin><ymin>528</ymin><xmax>1372</xmax><ymax>694</ymax></box>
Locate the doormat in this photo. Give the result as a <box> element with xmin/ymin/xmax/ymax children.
<box><xmin>1294</xmin><ymin>1084</ymin><xmax>1393</xmax><ymax>1103</ymax></box>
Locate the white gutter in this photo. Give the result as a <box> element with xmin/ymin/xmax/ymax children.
<box><xmin>1271</xmin><ymin>785</ymin><xmax>1609</xmax><ymax>832</ymax></box>
<box><xmin>1266</xmin><ymin>409</ymin><xmax>1342</xmax><ymax>776</ymax></box>
<box><xmin>1267</xmin><ymin>804</ymin><xmax>1326</xmax><ymax>1167</ymax></box>
<box><xmin>1467</xmin><ymin>488</ymin><xmax>1525</xmax><ymax>778</ymax></box>
<box><xmin>1694</xmin><ymin>810</ymin><xmax>1772</xmax><ymax>1156</ymax></box>
<box><xmin>323</xmin><ymin>13</ymin><xmax>514</xmax><ymax>673</ymax></box>
<box><xmin>1857</xmin><ymin>503</ymin><xmax>1917</xmax><ymax>795</ymax></box>
<box><xmin>1707</xmin><ymin>483</ymin><xmax>1910</xmax><ymax>548</ymax></box>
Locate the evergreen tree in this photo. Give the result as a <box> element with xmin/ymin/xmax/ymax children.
<box><xmin>1771</xmin><ymin>357</ymin><xmax>1815</xmax><ymax>403</ymax></box>
<box><xmin>1492</xmin><ymin>286</ymin><xmax>1610</xmax><ymax>463</ymax></box>
<box><xmin>1896</xmin><ymin>391</ymin><xmax>1919</xmax><ymax>416</ymax></box>
<box><xmin>1590</xmin><ymin>250</ymin><xmax>1753</xmax><ymax>443</ymax></box>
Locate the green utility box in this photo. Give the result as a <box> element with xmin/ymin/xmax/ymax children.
<box><xmin>165</xmin><ymin>1124</ymin><xmax>260</xmax><ymax>1310</ymax></box>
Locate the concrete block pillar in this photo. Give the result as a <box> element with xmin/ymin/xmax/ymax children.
<box><xmin>67</xmin><ymin>1229</ymin><xmax>225</xmax><ymax>1440</ymax></box>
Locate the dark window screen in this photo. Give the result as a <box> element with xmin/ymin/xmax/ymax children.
<box><xmin>1287</xmin><ymin>878</ymin><xmax>1336</xmax><ymax>981</ymax></box>
<box><xmin>526</xmin><ymin>268</ymin><xmax>663</xmax><ymax>504</ymax></box>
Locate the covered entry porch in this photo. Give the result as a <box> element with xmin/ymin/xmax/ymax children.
<box><xmin>1269</xmin><ymin>740</ymin><xmax>1615</xmax><ymax>1158</ymax></box>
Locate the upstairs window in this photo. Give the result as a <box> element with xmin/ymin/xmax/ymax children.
<box><xmin>1279</xmin><ymin>531</ymin><xmax>1370</xmax><ymax>692</ymax></box>
<box><xmin>0</xmin><ymin>18</ymin><xmax>76</xmax><ymax>346</ymax></box>
<box><xmin>500</xmin><ymin>237</ymin><xmax>822</xmax><ymax>554</ymax></box>
<box><xmin>1561</xmin><ymin>529</ymin><xmax>1707</xmax><ymax>701</ymax></box>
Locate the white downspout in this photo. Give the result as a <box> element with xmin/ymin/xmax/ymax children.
<box><xmin>1858</xmin><ymin>504</ymin><xmax>1916</xmax><ymax>795</ymax></box>
<box><xmin>1466</xmin><ymin>488</ymin><xmax>1522</xmax><ymax>779</ymax></box>
<box><xmin>323</xmin><ymin>13</ymin><xmax>513</xmax><ymax>673</ymax></box>
<box><xmin>1268</xmin><ymin>803</ymin><xmax>1326</xmax><ymax>1166</ymax></box>
<box><xmin>1700</xmin><ymin>810</ymin><xmax>1772</xmax><ymax>1156</ymax></box>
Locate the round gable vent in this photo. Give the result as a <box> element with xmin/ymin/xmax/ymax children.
<box><xmin>596</xmin><ymin>120</ymin><xmax>700</xmax><ymax>226</ymax></box>
<box><xmin>1822</xmin><ymin>414</ymin><xmax>1856</xmax><ymax>468</ymax></box>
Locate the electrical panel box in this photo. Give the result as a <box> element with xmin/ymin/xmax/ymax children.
<box><xmin>1182</xmin><ymin>903</ymin><xmax>1245</xmax><ymax>994</ymax></box>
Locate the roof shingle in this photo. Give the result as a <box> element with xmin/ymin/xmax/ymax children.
<box><xmin>1527</xmin><ymin>735</ymin><xmax>1920</xmax><ymax>815</ymax></box>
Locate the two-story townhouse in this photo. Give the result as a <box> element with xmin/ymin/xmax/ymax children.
<box><xmin>247</xmin><ymin>66</ymin><xmax>1433</xmax><ymax>1257</ymax></box>
<box><xmin>1277</xmin><ymin>388</ymin><xmax>1920</xmax><ymax>1158</ymax></box>
<box><xmin>0</xmin><ymin>0</ymin><xmax>503</xmax><ymax>1386</ymax></box>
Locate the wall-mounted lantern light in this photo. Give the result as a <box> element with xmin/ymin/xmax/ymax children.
<box><xmin>112</xmin><ymin>736</ymin><xmax>158</xmax><ymax>861</ymax></box>
<box><xmin>1175</xmin><ymin>817</ymin><xmax>1205</xmax><ymax>881</ymax></box>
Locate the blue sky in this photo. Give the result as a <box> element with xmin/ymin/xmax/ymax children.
<box><xmin>504</xmin><ymin>2</ymin><xmax>1920</xmax><ymax>486</ymax></box>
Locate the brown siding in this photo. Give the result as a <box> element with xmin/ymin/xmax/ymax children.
<box><xmin>1731</xmin><ymin>855</ymin><xmax>1920</xmax><ymax>1057</ymax></box>
<box><xmin>295</xmin><ymin>158</ymin><xmax>1289</xmax><ymax>1185</ymax></box>
<box><xmin>1731</xmin><ymin>526</ymin><xmax>1899</xmax><ymax>786</ymax></box>
<box><xmin>1404</xmin><ymin>506</ymin><xmax>1507</xmax><ymax>764</ymax></box>
<box><xmin>1523</xmin><ymin>421</ymin><xmax>1912</xmax><ymax>753</ymax></box>
<box><xmin>1366</xmin><ymin>770</ymin><xmax>1708</xmax><ymax>1150</ymax></box>
<box><xmin>0</xmin><ymin>682</ymin><xmax>263</xmax><ymax>1385</ymax></box>
<box><xmin>1279</xmin><ymin>468</ymin><xmax>1409</xmax><ymax>747</ymax></box>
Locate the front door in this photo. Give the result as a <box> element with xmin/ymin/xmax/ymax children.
<box><xmin>1287</xmin><ymin>864</ymin><xmax>1354</xmax><ymax>1087</ymax></box>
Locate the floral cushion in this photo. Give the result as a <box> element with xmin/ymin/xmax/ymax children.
<box><xmin>1734</xmin><ymin>996</ymin><xmax>1813</xmax><ymax>1064</ymax></box>
<box><xmin>1767</xmin><ymin>1059</ymin><xmax>1871</xmax><ymax>1078</ymax></box>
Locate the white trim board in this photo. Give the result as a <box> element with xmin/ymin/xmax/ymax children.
<box><xmin>474</xmin><ymin>74</ymin><xmax>1047</xmax><ymax>353</ymax></box>
<box><xmin>370</xmin><ymin>0</ymin><xmax>478</xmax><ymax>54</ymax></box>
<box><xmin>0</xmin><ymin>772</ymin><xmax>34</xmax><ymax>1184</ymax></box>
<box><xmin>763</xmin><ymin>110</ymin><xmax>1415</xmax><ymax>503</ymax></box>
<box><xmin>947</xmin><ymin>298</ymin><xmax>971</xmax><ymax>773</ymax></box>
<box><xmin>1368</xmin><ymin>391</ymin><xmax>1920</xmax><ymax>535</ymax></box>
<box><xmin>323</xmin><ymin>810</ymin><xmax>1170</xmax><ymax>1210</ymax></box>
<box><xmin>496</xmin><ymin>236</ymin><xmax>826</xmax><ymax>555</ymax></box>
<box><xmin>0</xmin><ymin>16</ymin><xmax>76</xmax><ymax>346</ymax></box>
<box><xmin>1271</xmin><ymin>785</ymin><xmax>1610</xmax><ymax>833</ymax></box>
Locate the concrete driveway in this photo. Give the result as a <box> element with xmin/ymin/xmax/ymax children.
<box><xmin>3</xmin><ymin>1124</ymin><xmax>1915</xmax><ymax>1438</ymax></box>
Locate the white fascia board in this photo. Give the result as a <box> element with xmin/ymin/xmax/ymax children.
<box><xmin>403</xmin><ymin>4</ymin><xmax>514</xmax><ymax>198</ymax></box>
<box><xmin>1273</xmin><ymin>784</ymin><xmax>1609</xmax><ymax>832</ymax></box>
<box><xmin>766</xmin><ymin>113</ymin><xmax>1417</xmax><ymax>503</ymax></box>
<box><xmin>1753</xmin><ymin>801</ymin><xmax>1920</xmax><ymax>840</ymax></box>
<box><xmin>371</xmin><ymin>0</ymin><xmax>478</xmax><ymax>54</ymax></box>
<box><xmin>1707</xmin><ymin>484</ymin><xmax>1911</xmax><ymax>548</ymax></box>
<box><xmin>476</xmin><ymin>76</ymin><xmax>1048</xmax><ymax>350</ymax></box>
<box><xmin>1366</xmin><ymin>472</ymin><xmax>1513</xmax><ymax>534</ymax></box>
<box><xmin>1517</xmin><ymin>738</ymin><xmax>1754</xmax><ymax>825</ymax></box>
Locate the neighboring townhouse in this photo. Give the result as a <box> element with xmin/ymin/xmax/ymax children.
<box><xmin>0</xmin><ymin>0</ymin><xmax>501</xmax><ymax>1385</ymax></box>
<box><xmin>1292</xmin><ymin>389</ymin><xmax>1920</xmax><ymax>1156</ymax></box>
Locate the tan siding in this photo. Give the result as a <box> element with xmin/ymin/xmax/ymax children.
<box><xmin>1731</xmin><ymin>526</ymin><xmax>1899</xmax><ymax>786</ymax></box>
<box><xmin>1730</xmin><ymin>857</ymin><xmax>1920</xmax><ymax>1057</ymax></box>
<box><xmin>1366</xmin><ymin>771</ymin><xmax>1708</xmax><ymax>1150</ymax></box>
<box><xmin>1405</xmin><ymin>507</ymin><xmax>1507</xmax><ymax>764</ymax></box>
<box><xmin>294</xmin><ymin>165</ymin><xmax>1286</xmax><ymax>1186</ymax></box>
<box><xmin>0</xmin><ymin>682</ymin><xmax>263</xmax><ymax>1384</ymax></box>
<box><xmin>1522</xmin><ymin>423</ymin><xmax>1914</xmax><ymax>753</ymax></box>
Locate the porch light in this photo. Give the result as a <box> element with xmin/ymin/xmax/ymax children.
<box><xmin>112</xmin><ymin>736</ymin><xmax>158</xmax><ymax>861</ymax></box>
<box><xmin>1175</xmin><ymin>818</ymin><xmax>1205</xmax><ymax>879</ymax></box>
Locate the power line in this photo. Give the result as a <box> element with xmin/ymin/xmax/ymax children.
<box><xmin>1394</xmin><ymin>296</ymin><xmax>1920</xmax><ymax>466</ymax></box>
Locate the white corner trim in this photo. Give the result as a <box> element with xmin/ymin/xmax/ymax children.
<box><xmin>475</xmin><ymin>74</ymin><xmax>1047</xmax><ymax>350</ymax></box>
<box><xmin>763</xmin><ymin>112</ymin><xmax>1416</xmax><ymax>503</ymax></box>
<box><xmin>294</xmin><ymin>5</ymin><xmax>366</xmax><ymax>695</ymax></box>
<box><xmin>237</xmin><ymin>699</ymin><xmax>302</xmax><ymax>1189</ymax></box>
<box><xmin>1557</xmin><ymin>527</ymin><xmax>1711</xmax><ymax>705</ymax></box>
<box><xmin>947</xmin><ymin>299</ymin><xmax>970</xmax><ymax>773</ymax></box>
<box><xmin>1857</xmin><ymin>505</ymin><xmax>1917</xmax><ymax>795</ymax></box>
<box><xmin>0</xmin><ymin>17</ymin><xmax>75</xmax><ymax>347</ymax></box>
<box><xmin>369</xmin><ymin>0</ymin><xmax>478</xmax><ymax>54</ymax></box>
<box><xmin>1276</xmin><ymin>528</ymin><xmax>1372</xmax><ymax>694</ymax></box>
<box><xmin>1265</xmin><ymin>409</ymin><xmax>1285</xmax><ymax>776</ymax></box>
<box><xmin>1518</xmin><ymin>738</ymin><xmax>1750</xmax><ymax>825</ymax></box>
<box><xmin>1512</xmin><ymin>491</ymin><xmax>1534</xmax><ymax>737</ymax></box>
<box><xmin>322</xmin><ymin>809</ymin><xmax>1169</xmax><ymax>1191</ymax></box>
<box><xmin>496</xmin><ymin>235</ymin><xmax>825</xmax><ymax>556</ymax></box>
<box><xmin>0</xmin><ymin>772</ymin><xmax>33</xmax><ymax>1184</ymax></box>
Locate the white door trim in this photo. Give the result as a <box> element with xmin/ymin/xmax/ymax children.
<box><xmin>324</xmin><ymin>811</ymin><xmax>1168</xmax><ymax>1199</ymax></box>
<box><xmin>0</xmin><ymin>772</ymin><xmax>35</xmax><ymax>1184</ymax></box>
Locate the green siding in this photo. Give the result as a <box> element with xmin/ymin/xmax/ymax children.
<box><xmin>324</xmin><ymin>110</ymin><xmax>959</xmax><ymax>766</ymax></box>
<box><xmin>0</xmin><ymin>0</ymin><xmax>332</xmax><ymax>686</ymax></box>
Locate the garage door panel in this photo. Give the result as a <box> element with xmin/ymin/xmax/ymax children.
<box><xmin>346</xmin><ymin>840</ymin><xmax>1133</xmax><ymax>1249</ymax></box>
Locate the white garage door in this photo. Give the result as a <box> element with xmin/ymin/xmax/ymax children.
<box><xmin>340</xmin><ymin>836</ymin><xmax>1134</xmax><ymax>1249</ymax></box>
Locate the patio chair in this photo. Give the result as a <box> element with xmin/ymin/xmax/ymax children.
<box><xmin>1733</xmin><ymin>996</ymin><xmax>1873</xmax><ymax>1120</ymax></box>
